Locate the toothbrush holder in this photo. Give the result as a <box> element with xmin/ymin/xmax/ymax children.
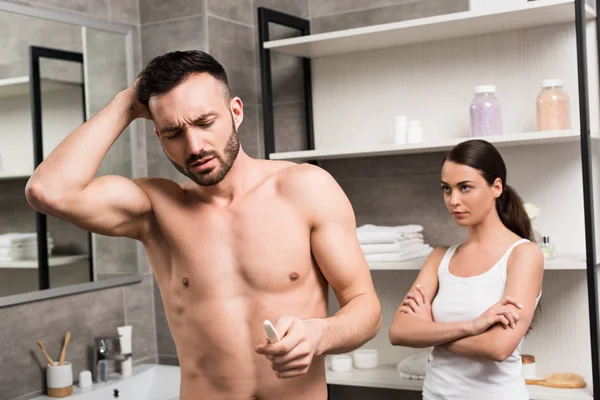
<box><xmin>46</xmin><ymin>361</ymin><xmax>73</xmax><ymax>398</ymax></box>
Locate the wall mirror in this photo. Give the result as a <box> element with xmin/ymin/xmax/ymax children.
<box><xmin>0</xmin><ymin>1</ymin><xmax>141</xmax><ymax>307</ymax></box>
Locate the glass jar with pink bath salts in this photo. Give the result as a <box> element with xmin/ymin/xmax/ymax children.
<box><xmin>537</xmin><ymin>79</ymin><xmax>570</xmax><ymax>131</ymax></box>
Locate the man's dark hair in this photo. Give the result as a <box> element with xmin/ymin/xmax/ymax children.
<box><xmin>136</xmin><ymin>50</ymin><xmax>231</xmax><ymax>107</ymax></box>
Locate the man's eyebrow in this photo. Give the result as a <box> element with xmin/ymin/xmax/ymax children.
<box><xmin>158</xmin><ymin>113</ymin><xmax>217</xmax><ymax>134</ymax></box>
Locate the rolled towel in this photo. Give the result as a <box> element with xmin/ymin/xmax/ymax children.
<box><xmin>365</xmin><ymin>246</ymin><xmax>433</xmax><ymax>263</ymax></box>
<box><xmin>397</xmin><ymin>350</ymin><xmax>430</xmax><ymax>380</ymax></box>
<box><xmin>361</xmin><ymin>239</ymin><xmax>424</xmax><ymax>255</ymax></box>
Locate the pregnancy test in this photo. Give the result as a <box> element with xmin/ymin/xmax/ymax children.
<box><xmin>264</xmin><ymin>319</ymin><xmax>280</xmax><ymax>343</ymax></box>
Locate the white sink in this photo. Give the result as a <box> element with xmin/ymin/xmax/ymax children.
<box><xmin>32</xmin><ymin>364</ymin><xmax>180</xmax><ymax>400</ymax></box>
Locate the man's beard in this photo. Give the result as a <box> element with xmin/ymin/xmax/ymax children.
<box><xmin>166</xmin><ymin>119</ymin><xmax>240</xmax><ymax>186</ymax></box>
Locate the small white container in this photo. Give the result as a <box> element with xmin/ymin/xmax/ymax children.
<box><xmin>406</xmin><ymin>121</ymin><xmax>423</xmax><ymax>144</ymax></box>
<box><xmin>46</xmin><ymin>362</ymin><xmax>73</xmax><ymax>397</ymax></box>
<box><xmin>394</xmin><ymin>116</ymin><xmax>408</xmax><ymax>144</ymax></box>
<box><xmin>352</xmin><ymin>349</ymin><xmax>379</xmax><ymax>369</ymax></box>
<box><xmin>330</xmin><ymin>355</ymin><xmax>353</xmax><ymax>372</ymax></box>
<box><xmin>78</xmin><ymin>370</ymin><xmax>92</xmax><ymax>389</ymax></box>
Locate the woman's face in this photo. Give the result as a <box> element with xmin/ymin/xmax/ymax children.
<box><xmin>440</xmin><ymin>160</ymin><xmax>502</xmax><ymax>227</ymax></box>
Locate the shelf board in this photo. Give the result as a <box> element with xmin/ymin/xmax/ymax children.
<box><xmin>0</xmin><ymin>172</ymin><xmax>31</xmax><ymax>181</ymax></box>
<box><xmin>264</xmin><ymin>0</ymin><xmax>596</xmax><ymax>58</ymax></box>
<box><xmin>269</xmin><ymin>130</ymin><xmax>588</xmax><ymax>161</ymax></box>
<box><xmin>369</xmin><ymin>257</ymin><xmax>426</xmax><ymax>271</ymax></box>
<box><xmin>326</xmin><ymin>364</ymin><xmax>593</xmax><ymax>399</ymax></box>
<box><xmin>0</xmin><ymin>76</ymin><xmax>81</xmax><ymax>98</ymax></box>
<box><xmin>0</xmin><ymin>254</ymin><xmax>88</xmax><ymax>269</ymax></box>
<box><xmin>367</xmin><ymin>255</ymin><xmax>586</xmax><ymax>271</ymax></box>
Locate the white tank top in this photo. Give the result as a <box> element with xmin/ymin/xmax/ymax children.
<box><xmin>422</xmin><ymin>239</ymin><xmax>538</xmax><ymax>400</ymax></box>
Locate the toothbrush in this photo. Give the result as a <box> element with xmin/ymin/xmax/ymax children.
<box><xmin>263</xmin><ymin>320</ymin><xmax>280</xmax><ymax>343</ymax></box>
<box><xmin>58</xmin><ymin>331</ymin><xmax>71</xmax><ymax>365</ymax></box>
<box><xmin>36</xmin><ymin>340</ymin><xmax>55</xmax><ymax>366</ymax></box>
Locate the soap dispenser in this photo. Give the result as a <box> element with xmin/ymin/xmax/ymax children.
<box><xmin>540</xmin><ymin>236</ymin><xmax>556</xmax><ymax>260</ymax></box>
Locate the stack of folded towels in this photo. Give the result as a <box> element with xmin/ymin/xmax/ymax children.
<box><xmin>357</xmin><ymin>224</ymin><xmax>433</xmax><ymax>263</ymax></box>
<box><xmin>0</xmin><ymin>233</ymin><xmax>53</xmax><ymax>261</ymax></box>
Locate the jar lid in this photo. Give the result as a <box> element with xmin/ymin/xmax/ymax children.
<box><xmin>542</xmin><ymin>79</ymin><xmax>563</xmax><ymax>88</ymax></box>
<box><xmin>522</xmin><ymin>354</ymin><xmax>535</xmax><ymax>363</ymax></box>
<box><xmin>475</xmin><ymin>85</ymin><xmax>496</xmax><ymax>94</ymax></box>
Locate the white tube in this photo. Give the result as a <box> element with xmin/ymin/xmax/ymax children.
<box><xmin>118</xmin><ymin>325</ymin><xmax>132</xmax><ymax>377</ymax></box>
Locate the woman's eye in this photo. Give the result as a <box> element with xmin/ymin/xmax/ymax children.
<box><xmin>461</xmin><ymin>185</ymin><xmax>471</xmax><ymax>192</ymax></box>
<box><xmin>441</xmin><ymin>186</ymin><xmax>450</xmax><ymax>193</ymax></box>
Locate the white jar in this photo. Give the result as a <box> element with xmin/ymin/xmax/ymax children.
<box><xmin>330</xmin><ymin>355</ymin><xmax>352</xmax><ymax>372</ymax></box>
<box><xmin>406</xmin><ymin>121</ymin><xmax>423</xmax><ymax>144</ymax></box>
<box><xmin>521</xmin><ymin>354</ymin><xmax>536</xmax><ymax>380</ymax></box>
<box><xmin>352</xmin><ymin>349</ymin><xmax>379</xmax><ymax>369</ymax></box>
<box><xmin>394</xmin><ymin>116</ymin><xmax>408</xmax><ymax>144</ymax></box>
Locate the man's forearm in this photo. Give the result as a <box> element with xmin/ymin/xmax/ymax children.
<box><xmin>26</xmin><ymin>90</ymin><xmax>137</xmax><ymax>201</ymax></box>
<box><xmin>311</xmin><ymin>293</ymin><xmax>382</xmax><ymax>356</ymax></box>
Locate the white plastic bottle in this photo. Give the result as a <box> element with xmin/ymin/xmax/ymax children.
<box><xmin>406</xmin><ymin>121</ymin><xmax>423</xmax><ymax>143</ymax></box>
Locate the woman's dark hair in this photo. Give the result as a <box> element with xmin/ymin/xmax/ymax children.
<box><xmin>444</xmin><ymin>139</ymin><xmax>533</xmax><ymax>241</ymax></box>
<box><xmin>136</xmin><ymin>50</ymin><xmax>231</xmax><ymax>107</ymax></box>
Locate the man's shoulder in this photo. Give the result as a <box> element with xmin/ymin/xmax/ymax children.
<box><xmin>271</xmin><ymin>162</ymin><xmax>336</xmax><ymax>195</ymax></box>
<box><xmin>132</xmin><ymin>177</ymin><xmax>185</xmax><ymax>197</ymax></box>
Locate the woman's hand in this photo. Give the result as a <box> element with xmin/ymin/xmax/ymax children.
<box><xmin>470</xmin><ymin>296</ymin><xmax>523</xmax><ymax>335</ymax></box>
<box><xmin>399</xmin><ymin>285</ymin><xmax>433</xmax><ymax>322</ymax></box>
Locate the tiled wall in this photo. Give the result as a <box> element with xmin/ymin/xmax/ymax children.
<box><xmin>0</xmin><ymin>1</ymin><xmax>159</xmax><ymax>400</ymax></box>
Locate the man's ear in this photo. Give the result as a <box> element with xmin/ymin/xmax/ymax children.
<box><xmin>230</xmin><ymin>97</ymin><xmax>244</xmax><ymax>130</ymax></box>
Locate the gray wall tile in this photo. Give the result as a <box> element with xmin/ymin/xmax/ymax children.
<box><xmin>310</xmin><ymin>0</ymin><xmax>414</xmax><ymax>18</ymax></box>
<box><xmin>240</xmin><ymin>105</ymin><xmax>261</xmax><ymax>158</ymax></box>
<box><xmin>311</xmin><ymin>0</ymin><xmax>469</xmax><ymax>33</ymax></box>
<box><xmin>158</xmin><ymin>355</ymin><xmax>180</xmax><ymax>366</ymax></box>
<box><xmin>254</xmin><ymin>0</ymin><xmax>309</xmax><ymax>18</ymax></box>
<box><xmin>109</xmin><ymin>0</ymin><xmax>139</xmax><ymax>25</ymax></box>
<box><xmin>141</xmin><ymin>16</ymin><xmax>205</xmax><ymax>64</ymax></box>
<box><xmin>273</xmin><ymin>101</ymin><xmax>307</xmax><ymax>153</ymax></box>
<box><xmin>156</xmin><ymin>313</ymin><xmax>177</xmax><ymax>356</ymax></box>
<box><xmin>140</xmin><ymin>0</ymin><xmax>203</xmax><ymax>24</ymax></box>
<box><xmin>26</xmin><ymin>0</ymin><xmax>109</xmax><ymax>19</ymax></box>
<box><xmin>124</xmin><ymin>276</ymin><xmax>157</xmax><ymax>361</ymax></box>
<box><xmin>208</xmin><ymin>17</ymin><xmax>257</xmax><ymax>104</ymax></box>
<box><xmin>208</xmin><ymin>0</ymin><xmax>253</xmax><ymax>25</ymax></box>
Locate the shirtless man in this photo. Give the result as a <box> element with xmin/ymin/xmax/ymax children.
<box><xmin>25</xmin><ymin>50</ymin><xmax>382</xmax><ymax>399</ymax></box>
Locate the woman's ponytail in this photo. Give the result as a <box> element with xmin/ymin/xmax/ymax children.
<box><xmin>496</xmin><ymin>184</ymin><xmax>533</xmax><ymax>241</ymax></box>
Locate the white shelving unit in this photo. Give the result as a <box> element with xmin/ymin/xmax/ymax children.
<box><xmin>264</xmin><ymin>0</ymin><xmax>596</xmax><ymax>58</ymax></box>
<box><xmin>369</xmin><ymin>255</ymin><xmax>587</xmax><ymax>271</ymax></box>
<box><xmin>0</xmin><ymin>75</ymin><xmax>80</xmax><ymax>99</ymax></box>
<box><xmin>269</xmin><ymin>130</ymin><xmax>592</xmax><ymax>161</ymax></box>
<box><xmin>261</xmin><ymin>0</ymin><xmax>600</xmax><ymax>396</ymax></box>
<box><xmin>325</xmin><ymin>365</ymin><xmax>593</xmax><ymax>399</ymax></box>
<box><xmin>0</xmin><ymin>172</ymin><xmax>30</xmax><ymax>181</ymax></box>
<box><xmin>0</xmin><ymin>255</ymin><xmax>88</xmax><ymax>269</ymax></box>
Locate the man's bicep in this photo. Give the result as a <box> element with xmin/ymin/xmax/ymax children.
<box><xmin>308</xmin><ymin>175</ymin><xmax>374</xmax><ymax>305</ymax></box>
<box><xmin>49</xmin><ymin>175</ymin><xmax>154</xmax><ymax>240</ymax></box>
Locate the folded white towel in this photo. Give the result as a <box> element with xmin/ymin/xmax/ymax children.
<box><xmin>0</xmin><ymin>233</ymin><xmax>53</xmax><ymax>247</ymax></box>
<box><xmin>361</xmin><ymin>239</ymin><xmax>424</xmax><ymax>254</ymax></box>
<box><xmin>397</xmin><ymin>350</ymin><xmax>430</xmax><ymax>380</ymax></box>
<box><xmin>357</xmin><ymin>225</ymin><xmax>424</xmax><ymax>244</ymax></box>
<box><xmin>357</xmin><ymin>224</ymin><xmax>424</xmax><ymax>233</ymax></box>
<box><xmin>365</xmin><ymin>246</ymin><xmax>433</xmax><ymax>262</ymax></box>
